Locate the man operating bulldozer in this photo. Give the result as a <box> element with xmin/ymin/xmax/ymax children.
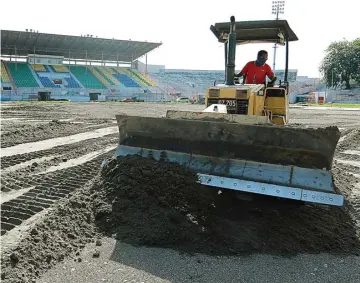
<box><xmin>235</xmin><ymin>50</ymin><xmax>277</xmax><ymax>85</ymax></box>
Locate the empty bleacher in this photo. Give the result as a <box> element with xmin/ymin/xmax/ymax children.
<box><xmin>135</xmin><ymin>70</ymin><xmax>157</xmax><ymax>86</ymax></box>
<box><xmin>64</xmin><ymin>76</ymin><xmax>81</xmax><ymax>88</ymax></box>
<box><xmin>112</xmin><ymin>69</ymin><xmax>140</xmax><ymax>87</ymax></box>
<box><xmin>119</xmin><ymin>68</ymin><xmax>147</xmax><ymax>87</ymax></box>
<box><xmin>31</xmin><ymin>64</ymin><xmax>47</xmax><ymax>72</ymax></box>
<box><xmin>69</xmin><ymin>66</ymin><xmax>106</xmax><ymax>89</ymax></box>
<box><xmin>150</xmin><ymin>70</ymin><xmax>224</xmax><ymax>94</ymax></box>
<box><xmin>1</xmin><ymin>61</ymin><xmax>10</xmax><ymax>83</ymax></box>
<box><xmin>38</xmin><ymin>76</ymin><xmax>61</xmax><ymax>88</ymax></box>
<box><xmin>7</xmin><ymin>62</ymin><xmax>39</xmax><ymax>87</ymax></box>
<box><xmin>52</xmin><ymin>65</ymin><xmax>68</xmax><ymax>72</ymax></box>
<box><xmin>126</xmin><ymin>69</ymin><xmax>153</xmax><ymax>86</ymax></box>
<box><xmin>97</xmin><ymin>66</ymin><xmax>121</xmax><ymax>86</ymax></box>
<box><xmin>30</xmin><ymin>64</ymin><xmax>83</xmax><ymax>89</ymax></box>
<box><xmin>88</xmin><ymin>66</ymin><xmax>111</xmax><ymax>87</ymax></box>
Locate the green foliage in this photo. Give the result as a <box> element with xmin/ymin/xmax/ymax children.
<box><xmin>319</xmin><ymin>38</ymin><xmax>360</xmax><ymax>89</ymax></box>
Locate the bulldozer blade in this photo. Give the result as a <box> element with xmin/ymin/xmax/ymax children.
<box><xmin>115</xmin><ymin>145</ymin><xmax>344</xmax><ymax>206</ymax></box>
<box><xmin>116</xmin><ymin>115</ymin><xmax>340</xmax><ymax>170</ymax></box>
<box><xmin>165</xmin><ymin>110</ymin><xmax>272</xmax><ymax>125</ymax></box>
<box><xmin>114</xmin><ymin>115</ymin><xmax>343</xmax><ymax>206</ymax></box>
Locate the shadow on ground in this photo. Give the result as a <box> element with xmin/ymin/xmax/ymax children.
<box><xmin>107</xmin><ymin>239</ymin><xmax>360</xmax><ymax>283</ymax></box>
<box><xmin>92</xmin><ymin>156</ymin><xmax>360</xmax><ymax>257</ymax></box>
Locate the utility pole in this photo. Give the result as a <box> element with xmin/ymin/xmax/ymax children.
<box><xmin>271</xmin><ymin>1</ymin><xmax>285</xmax><ymax>72</ymax></box>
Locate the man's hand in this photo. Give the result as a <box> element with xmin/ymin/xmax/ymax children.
<box><xmin>270</xmin><ymin>76</ymin><xmax>277</xmax><ymax>82</ymax></box>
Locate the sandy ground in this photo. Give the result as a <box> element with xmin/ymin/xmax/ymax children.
<box><xmin>1</xmin><ymin>101</ymin><xmax>360</xmax><ymax>283</ymax></box>
<box><xmin>37</xmin><ymin>237</ymin><xmax>360</xmax><ymax>283</ymax></box>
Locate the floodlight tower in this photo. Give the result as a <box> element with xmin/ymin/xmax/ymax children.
<box><xmin>271</xmin><ymin>0</ymin><xmax>285</xmax><ymax>71</ymax></box>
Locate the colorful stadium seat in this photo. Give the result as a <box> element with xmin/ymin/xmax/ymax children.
<box><xmin>64</xmin><ymin>76</ymin><xmax>81</xmax><ymax>88</ymax></box>
<box><xmin>112</xmin><ymin>72</ymin><xmax>140</xmax><ymax>87</ymax></box>
<box><xmin>52</xmin><ymin>65</ymin><xmax>68</xmax><ymax>72</ymax></box>
<box><xmin>31</xmin><ymin>64</ymin><xmax>46</xmax><ymax>72</ymax></box>
<box><xmin>38</xmin><ymin>76</ymin><xmax>61</xmax><ymax>88</ymax></box>
<box><xmin>1</xmin><ymin>61</ymin><xmax>10</xmax><ymax>83</ymax></box>
<box><xmin>7</xmin><ymin>62</ymin><xmax>39</xmax><ymax>87</ymax></box>
<box><xmin>69</xmin><ymin>66</ymin><xmax>106</xmax><ymax>89</ymax></box>
<box><xmin>126</xmin><ymin>68</ymin><xmax>152</xmax><ymax>86</ymax></box>
<box><xmin>97</xmin><ymin>67</ymin><xmax>121</xmax><ymax>86</ymax></box>
<box><xmin>136</xmin><ymin>70</ymin><xmax>158</xmax><ymax>86</ymax></box>
<box><xmin>88</xmin><ymin>66</ymin><xmax>110</xmax><ymax>87</ymax></box>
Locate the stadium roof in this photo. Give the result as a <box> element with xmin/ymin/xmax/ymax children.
<box><xmin>211</xmin><ymin>20</ymin><xmax>299</xmax><ymax>45</ymax></box>
<box><xmin>1</xmin><ymin>30</ymin><xmax>162</xmax><ymax>62</ymax></box>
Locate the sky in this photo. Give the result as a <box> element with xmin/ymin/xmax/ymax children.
<box><xmin>1</xmin><ymin>0</ymin><xmax>359</xmax><ymax>77</ymax></box>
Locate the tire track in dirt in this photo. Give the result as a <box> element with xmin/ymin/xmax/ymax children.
<box><xmin>1</xmin><ymin>121</ymin><xmax>118</xmax><ymax>238</ymax></box>
<box><xmin>0</xmin><ymin>136</ymin><xmax>118</xmax><ymax>194</ymax></box>
<box><xmin>334</xmin><ymin>128</ymin><xmax>360</xmax><ymax>176</ymax></box>
<box><xmin>333</xmin><ymin>127</ymin><xmax>360</xmax><ymax>237</ymax></box>
<box><xmin>0</xmin><ymin>149</ymin><xmax>115</xmax><ymax>236</ymax></box>
<box><xmin>0</xmin><ymin>121</ymin><xmax>114</xmax><ymax>148</ymax></box>
<box><xmin>0</xmin><ymin>134</ymin><xmax>118</xmax><ymax>170</ymax></box>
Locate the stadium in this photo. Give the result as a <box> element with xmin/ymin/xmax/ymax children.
<box><xmin>1</xmin><ymin>16</ymin><xmax>360</xmax><ymax>283</ymax></box>
<box><xmin>1</xmin><ymin>29</ymin><xmax>324</xmax><ymax>103</ymax></box>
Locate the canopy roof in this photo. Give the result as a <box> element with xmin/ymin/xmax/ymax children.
<box><xmin>1</xmin><ymin>30</ymin><xmax>162</xmax><ymax>62</ymax></box>
<box><xmin>211</xmin><ymin>20</ymin><xmax>299</xmax><ymax>45</ymax></box>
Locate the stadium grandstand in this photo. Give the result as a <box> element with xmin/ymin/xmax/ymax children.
<box><xmin>1</xmin><ymin>29</ymin><xmax>323</xmax><ymax>103</ymax></box>
<box><xmin>0</xmin><ymin>29</ymin><xmax>171</xmax><ymax>102</ymax></box>
<box><xmin>147</xmin><ymin>68</ymin><xmax>312</xmax><ymax>103</ymax></box>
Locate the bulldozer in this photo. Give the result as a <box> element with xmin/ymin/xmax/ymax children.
<box><xmin>114</xmin><ymin>16</ymin><xmax>343</xmax><ymax>206</ymax></box>
<box><xmin>205</xmin><ymin>16</ymin><xmax>296</xmax><ymax>126</ymax></box>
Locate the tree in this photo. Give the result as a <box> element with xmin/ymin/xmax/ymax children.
<box><xmin>352</xmin><ymin>38</ymin><xmax>360</xmax><ymax>84</ymax></box>
<box><xmin>319</xmin><ymin>38</ymin><xmax>360</xmax><ymax>89</ymax></box>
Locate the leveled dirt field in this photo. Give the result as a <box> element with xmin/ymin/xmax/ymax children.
<box><xmin>1</xmin><ymin>102</ymin><xmax>360</xmax><ymax>283</ymax></box>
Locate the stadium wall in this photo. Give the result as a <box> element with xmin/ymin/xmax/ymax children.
<box><xmin>325</xmin><ymin>89</ymin><xmax>360</xmax><ymax>104</ymax></box>
<box><xmin>136</xmin><ymin>61</ymin><xmax>165</xmax><ymax>74</ymax></box>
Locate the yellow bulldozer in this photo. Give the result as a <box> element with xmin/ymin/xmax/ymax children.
<box><xmin>114</xmin><ymin>16</ymin><xmax>343</xmax><ymax>206</ymax></box>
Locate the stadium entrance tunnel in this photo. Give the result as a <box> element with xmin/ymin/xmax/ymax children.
<box><xmin>38</xmin><ymin>91</ymin><xmax>51</xmax><ymax>101</ymax></box>
<box><xmin>89</xmin><ymin>92</ymin><xmax>100</xmax><ymax>101</ymax></box>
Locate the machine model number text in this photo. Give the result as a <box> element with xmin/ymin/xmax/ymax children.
<box><xmin>219</xmin><ymin>100</ymin><xmax>236</xmax><ymax>107</ymax></box>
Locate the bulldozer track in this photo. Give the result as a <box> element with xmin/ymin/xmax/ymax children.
<box><xmin>0</xmin><ymin>122</ymin><xmax>114</xmax><ymax>148</ymax></box>
<box><xmin>1</xmin><ymin>119</ymin><xmax>118</xmax><ymax>237</ymax></box>
<box><xmin>0</xmin><ymin>149</ymin><xmax>115</xmax><ymax>236</ymax></box>
<box><xmin>0</xmin><ymin>133</ymin><xmax>118</xmax><ymax>170</ymax></box>
<box><xmin>337</xmin><ymin>129</ymin><xmax>360</xmax><ymax>151</ymax></box>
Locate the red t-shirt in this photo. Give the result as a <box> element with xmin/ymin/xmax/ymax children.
<box><xmin>238</xmin><ymin>61</ymin><xmax>274</xmax><ymax>84</ymax></box>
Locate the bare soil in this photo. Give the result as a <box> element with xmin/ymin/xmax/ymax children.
<box><xmin>1</xmin><ymin>102</ymin><xmax>359</xmax><ymax>283</ymax></box>
<box><xmin>93</xmin><ymin>155</ymin><xmax>360</xmax><ymax>255</ymax></box>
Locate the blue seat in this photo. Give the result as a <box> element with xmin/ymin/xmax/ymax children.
<box><xmin>65</xmin><ymin>76</ymin><xmax>81</xmax><ymax>88</ymax></box>
<box><xmin>39</xmin><ymin>76</ymin><xmax>60</xmax><ymax>88</ymax></box>
<box><xmin>112</xmin><ymin>73</ymin><xmax>140</xmax><ymax>87</ymax></box>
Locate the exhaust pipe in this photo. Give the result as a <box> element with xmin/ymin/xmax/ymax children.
<box><xmin>226</xmin><ymin>16</ymin><xmax>236</xmax><ymax>86</ymax></box>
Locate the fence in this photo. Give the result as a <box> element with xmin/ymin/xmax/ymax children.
<box><xmin>1</xmin><ymin>86</ymin><xmax>176</xmax><ymax>102</ymax></box>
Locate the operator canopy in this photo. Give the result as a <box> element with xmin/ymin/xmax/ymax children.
<box><xmin>210</xmin><ymin>20</ymin><xmax>299</xmax><ymax>45</ymax></box>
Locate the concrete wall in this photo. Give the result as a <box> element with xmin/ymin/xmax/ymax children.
<box><xmin>325</xmin><ymin>89</ymin><xmax>360</xmax><ymax>103</ymax></box>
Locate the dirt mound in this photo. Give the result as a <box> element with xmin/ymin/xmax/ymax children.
<box><xmin>93</xmin><ymin>156</ymin><xmax>360</xmax><ymax>255</ymax></box>
<box><xmin>337</xmin><ymin>129</ymin><xmax>360</xmax><ymax>152</ymax></box>
<box><xmin>2</xmin><ymin>155</ymin><xmax>359</xmax><ymax>282</ymax></box>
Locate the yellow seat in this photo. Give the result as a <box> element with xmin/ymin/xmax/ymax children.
<box><xmin>32</xmin><ymin>64</ymin><xmax>46</xmax><ymax>72</ymax></box>
<box><xmin>1</xmin><ymin>61</ymin><xmax>10</xmax><ymax>82</ymax></box>
<box><xmin>53</xmin><ymin>65</ymin><xmax>68</xmax><ymax>72</ymax></box>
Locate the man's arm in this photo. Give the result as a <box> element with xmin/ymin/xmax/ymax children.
<box><xmin>266</xmin><ymin>65</ymin><xmax>277</xmax><ymax>82</ymax></box>
<box><xmin>235</xmin><ymin>62</ymin><xmax>250</xmax><ymax>77</ymax></box>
